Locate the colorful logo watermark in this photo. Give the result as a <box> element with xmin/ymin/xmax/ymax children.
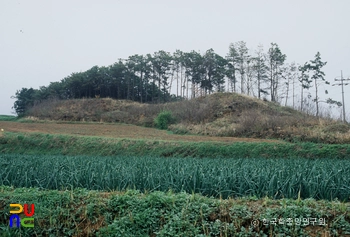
<box><xmin>9</xmin><ymin>204</ymin><xmax>35</xmax><ymax>228</ymax></box>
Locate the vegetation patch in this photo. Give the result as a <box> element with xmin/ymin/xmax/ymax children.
<box><xmin>0</xmin><ymin>187</ymin><xmax>349</xmax><ymax>236</ymax></box>
<box><xmin>322</xmin><ymin>123</ymin><xmax>350</xmax><ymax>134</ymax></box>
<box><xmin>154</xmin><ymin>111</ymin><xmax>176</xmax><ymax>129</ymax></box>
<box><xmin>20</xmin><ymin>93</ymin><xmax>350</xmax><ymax>144</ymax></box>
<box><xmin>0</xmin><ymin>115</ymin><xmax>17</xmax><ymax>122</ymax></box>
<box><xmin>0</xmin><ymin>154</ymin><xmax>350</xmax><ymax>201</ymax></box>
<box><xmin>0</xmin><ymin>132</ymin><xmax>350</xmax><ymax>158</ymax></box>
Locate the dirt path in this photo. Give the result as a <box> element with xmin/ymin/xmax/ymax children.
<box><xmin>0</xmin><ymin>121</ymin><xmax>280</xmax><ymax>143</ymax></box>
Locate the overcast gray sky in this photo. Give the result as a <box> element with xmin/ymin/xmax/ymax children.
<box><xmin>1</xmin><ymin>0</ymin><xmax>349</xmax><ymax>119</ymax></box>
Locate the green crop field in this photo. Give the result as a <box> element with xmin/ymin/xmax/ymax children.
<box><xmin>1</xmin><ymin>154</ymin><xmax>350</xmax><ymax>201</ymax></box>
<box><xmin>0</xmin><ymin>115</ymin><xmax>17</xmax><ymax>121</ymax></box>
<box><xmin>0</xmin><ymin>130</ymin><xmax>350</xmax><ymax>236</ymax></box>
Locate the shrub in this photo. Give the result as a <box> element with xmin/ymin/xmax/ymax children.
<box><xmin>154</xmin><ymin>111</ymin><xmax>175</xmax><ymax>129</ymax></box>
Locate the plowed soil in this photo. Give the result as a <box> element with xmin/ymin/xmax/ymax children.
<box><xmin>0</xmin><ymin>121</ymin><xmax>280</xmax><ymax>143</ymax></box>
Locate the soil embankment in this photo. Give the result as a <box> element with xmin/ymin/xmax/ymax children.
<box><xmin>0</xmin><ymin>121</ymin><xmax>279</xmax><ymax>143</ymax></box>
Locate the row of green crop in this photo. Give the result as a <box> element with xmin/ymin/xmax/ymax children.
<box><xmin>1</xmin><ymin>186</ymin><xmax>349</xmax><ymax>236</ymax></box>
<box><xmin>1</xmin><ymin>132</ymin><xmax>350</xmax><ymax>158</ymax></box>
<box><xmin>1</xmin><ymin>154</ymin><xmax>349</xmax><ymax>200</ymax></box>
<box><xmin>0</xmin><ymin>115</ymin><xmax>17</xmax><ymax>121</ymax></box>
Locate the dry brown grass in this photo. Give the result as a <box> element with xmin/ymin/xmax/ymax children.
<box><xmin>0</xmin><ymin>121</ymin><xmax>281</xmax><ymax>143</ymax></box>
<box><xmin>24</xmin><ymin>92</ymin><xmax>350</xmax><ymax>143</ymax></box>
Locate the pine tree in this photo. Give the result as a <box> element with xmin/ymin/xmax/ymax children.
<box><xmin>308</xmin><ymin>52</ymin><xmax>328</xmax><ymax>117</ymax></box>
<box><xmin>267</xmin><ymin>43</ymin><xmax>286</xmax><ymax>102</ymax></box>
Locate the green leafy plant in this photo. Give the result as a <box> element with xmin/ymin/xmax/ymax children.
<box><xmin>154</xmin><ymin>111</ymin><xmax>176</xmax><ymax>129</ymax></box>
<box><xmin>1</xmin><ymin>154</ymin><xmax>350</xmax><ymax>200</ymax></box>
<box><xmin>0</xmin><ymin>187</ymin><xmax>348</xmax><ymax>236</ymax></box>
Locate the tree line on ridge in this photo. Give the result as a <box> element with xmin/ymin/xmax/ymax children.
<box><xmin>13</xmin><ymin>41</ymin><xmax>339</xmax><ymax>117</ymax></box>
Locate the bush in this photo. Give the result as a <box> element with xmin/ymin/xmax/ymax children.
<box><xmin>154</xmin><ymin>111</ymin><xmax>175</xmax><ymax>129</ymax></box>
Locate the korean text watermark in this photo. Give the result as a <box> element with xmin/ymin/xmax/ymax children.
<box><xmin>251</xmin><ymin>217</ymin><xmax>327</xmax><ymax>227</ymax></box>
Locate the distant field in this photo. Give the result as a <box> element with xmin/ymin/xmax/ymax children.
<box><xmin>0</xmin><ymin>115</ymin><xmax>16</xmax><ymax>121</ymax></box>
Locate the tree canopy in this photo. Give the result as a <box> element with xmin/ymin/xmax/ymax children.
<box><xmin>12</xmin><ymin>43</ymin><xmax>339</xmax><ymax>117</ymax></box>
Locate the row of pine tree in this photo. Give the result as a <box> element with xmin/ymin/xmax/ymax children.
<box><xmin>13</xmin><ymin>41</ymin><xmax>337</xmax><ymax>116</ymax></box>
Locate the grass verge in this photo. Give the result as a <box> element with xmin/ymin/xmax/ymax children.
<box><xmin>0</xmin><ymin>186</ymin><xmax>349</xmax><ymax>236</ymax></box>
<box><xmin>0</xmin><ymin>132</ymin><xmax>350</xmax><ymax>158</ymax></box>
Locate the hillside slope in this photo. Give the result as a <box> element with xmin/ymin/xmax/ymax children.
<box><xmin>25</xmin><ymin>92</ymin><xmax>350</xmax><ymax>143</ymax></box>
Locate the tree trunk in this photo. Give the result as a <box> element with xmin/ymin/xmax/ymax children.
<box><xmin>233</xmin><ymin>73</ymin><xmax>236</xmax><ymax>92</ymax></box>
<box><xmin>285</xmin><ymin>81</ymin><xmax>289</xmax><ymax>107</ymax></box>
<box><xmin>258</xmin><ymin>71</ymin><xmax>261</xmax><ymax>99</ymax></box>
<box><xmin>240</xmin><ymin>71</ymin><xmax>244</xmax><ymax>94</ymax></box>
<box><xmin>186</xmin><ymin>74</ymin><xmax>189</xmax><ymax>98</ymax></box>
<box><xmin>169</xmin><ymin>70</ymin><xmax>174</xmax><ymax>99</ymax></box>
<box><xmin>140</xmin><ymin>69</ymin><xmax>143</xmax><ymax>103</ymax></box>
<box><xmin>300</xmin><ymin>86</ymin><xmax>303</xmax><ymax>112</ymax></box>
<box><xmin>270</xmin><ymin>63</ymin><xmax>274</xmax><ymax>101</ymax></box>
<box><xmin>315</xmin><ymin>79</ymin><xmax>319</xmax><ymax>117</ymax></box>
<box><xmin>180</xmin><ymin>65</ymin><xmax>183</xmax><ymax>97</ymax></box>
<box><xmin>158</xmin><ymin>72</ymin><xmax>161</xmax><ymax>103</ymax></box>
<box><xmin>176</xmin><ymin>64</ymin><xmax>179</xmax><ymax>97</ymax></box>
<box><xmin>292</xmin><ymin>75</ymin><xmax>295</xmax><ymax>108</ymax></box>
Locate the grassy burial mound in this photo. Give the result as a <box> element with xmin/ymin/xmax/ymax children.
<box><xmin>24</xmin><ymin>92</ymin><xmax>350</xmax><ymax>144</ymax></box>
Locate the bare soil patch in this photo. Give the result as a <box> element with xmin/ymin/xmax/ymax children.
<box><xmin>0</xmin><ymin>121</ymin><xmax>280</xmax><ymax>143</ymax></box>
